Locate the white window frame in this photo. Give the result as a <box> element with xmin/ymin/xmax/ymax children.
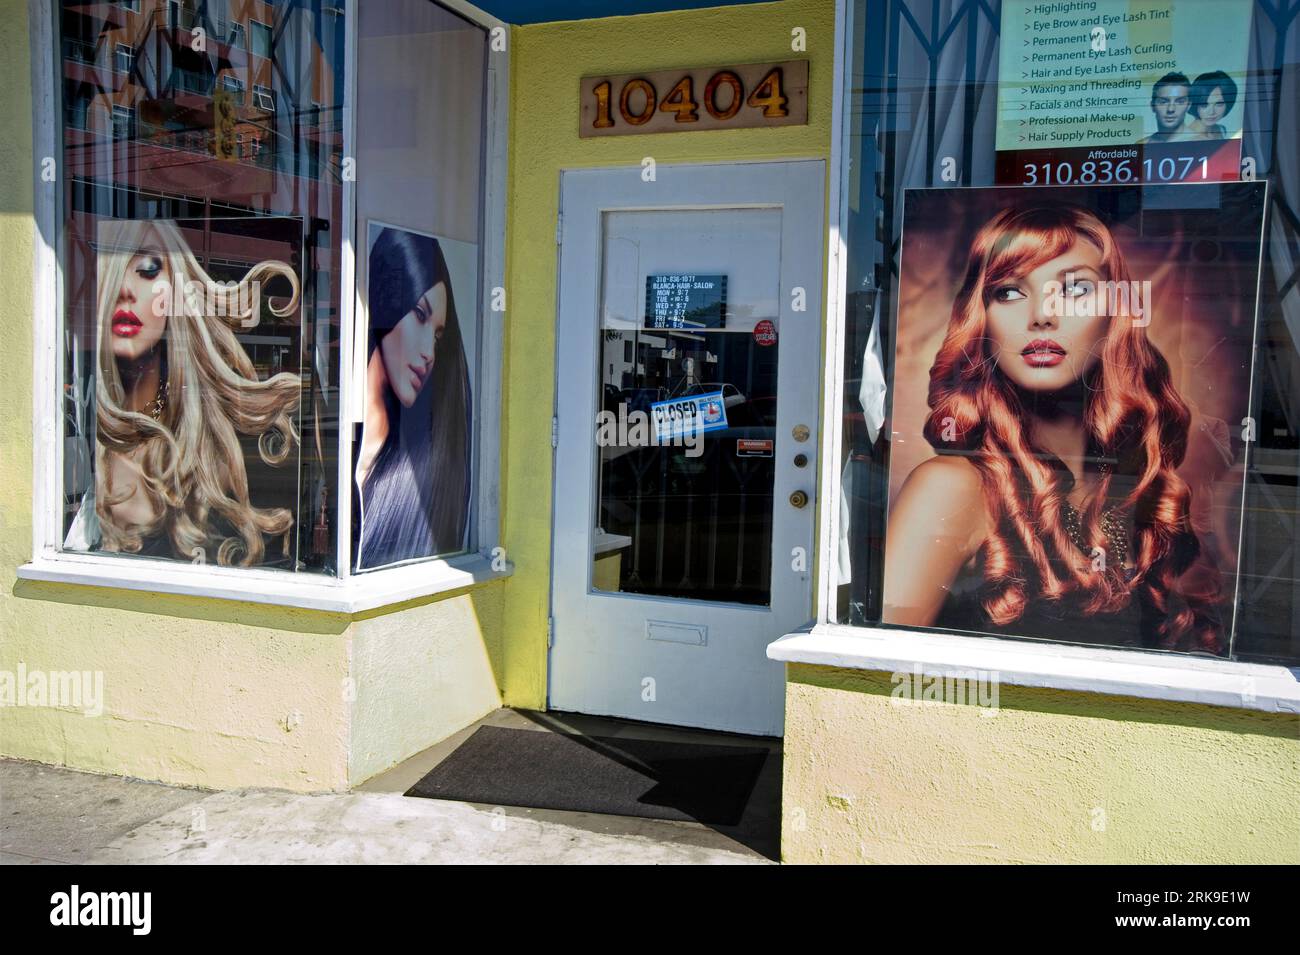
<box><xmin>22</xmin><ymin>0</ymin><xmax>512</xmax><ymax>613</ymax></box>
<box><xmin>109</xmin><ymin>103</ymin><xmax>134</xmax><ymax>137</ymax></box>
<box><xmin>770</xmin><ymin>0</ymin><xmax>1300</xmax><ymax>716</ymax></box>
<box><xmin>228</xmin><ymin>22</ymin><xmax>246</xmax><ymax>51</ymax></box>
<box><xmin>113</xmin><ymin>42</ymin><xmax>133</xmax><ymax>75</ymax></box>
<box><xmin>251</xmin><ymin>82</ymin><xmax>274</xmax><ymax>112</ymax></box>
<box><xmin>220</xmin><ymin>73</ymin><xmax>245</xmax><ymax>104</ymax></box>
<box><xmin>249</xmin><ymin>18</ymin><xmax>273</xmax><ymax>58</ymax></box>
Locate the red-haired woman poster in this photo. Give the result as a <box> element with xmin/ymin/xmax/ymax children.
<box><xmin>881</xmin><ymin>184</ymin><xmax>1266</xmax><ymax>655</ymax></box>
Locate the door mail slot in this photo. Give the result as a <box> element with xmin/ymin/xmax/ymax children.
<box><xmin>646</xmin><ymin>620</ymin><xmax>708</xmax><ymax>646</ymax></box>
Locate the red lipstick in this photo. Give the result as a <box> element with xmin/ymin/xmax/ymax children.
<box><xmin>112</xmin><ymin>309</ymin><xmax>142</xmax><ymax>338</ymax></box>
<box><xmin>1021</xmin><ymin>339</ymin><xmax>1066</xmax><ymax>367</ymax></box>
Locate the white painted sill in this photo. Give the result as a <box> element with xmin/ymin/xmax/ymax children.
<box><xmin>17</xmin><ymin>550</ymin><xmax>512</xmax><ymax>615</ymax></box>
<box><xmin>767</xmin><ymin>623</ymin><xmax>1300</xmax><ymax>715</ymax></box>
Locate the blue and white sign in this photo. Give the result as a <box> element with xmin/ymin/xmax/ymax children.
<box><xmin>649</xmin><ymin>391</ymin><xmax>729</xmax><ymax>441</ymax></box>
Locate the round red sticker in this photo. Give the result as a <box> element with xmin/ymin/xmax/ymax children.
<box><xmin>753</xmin><ymin>319</ymin><xmax>777</xmax><ymax>346</ymax></box>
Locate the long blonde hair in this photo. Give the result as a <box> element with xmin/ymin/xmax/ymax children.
<box><xmin>95</xmin><ymin>219</ymin><xmax>302</xmax><ymax>566</ymax></box>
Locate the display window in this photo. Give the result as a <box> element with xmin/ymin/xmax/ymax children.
<box><xmin>832</xmin><ymin>0</ymin><xmax>1300</xmax><ymax>667</ymax></box>
<box><xmin>34</xmin><ymin>0</ymin><xmax>506</xmax><ymax>608</ymax></box>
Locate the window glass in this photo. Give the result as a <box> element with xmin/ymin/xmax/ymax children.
<box><xmin>58</xmin><ymin>0</ymin><xmax>347</xmax><ymax>573</ymax></box>
<box><xmin>837</xmin><ymin>0</ymin><xmax>1300</xmax><ymax>666</ymax></box>
<box><xmin>350</xmin><ymin>0</ymin><xmax>486</xmax><ymax>571</ymax></box>
<box><xmin>591</xmin><ymin>209</ymin><xmax>782</xmax><ymax>606</ymax></box>
<box><xmin>250</xmin><ymin>19</ymin><xmax>272</xmax><ymax>59</ymax></box>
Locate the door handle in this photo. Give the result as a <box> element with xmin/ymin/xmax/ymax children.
<box><xmin>789</xmin><ymin>490</ymin><xmax>809</xmax><ymax>509</ymax></box>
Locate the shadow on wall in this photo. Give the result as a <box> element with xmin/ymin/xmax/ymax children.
<box><xmin>12</xmin><ymin>578</ymin><xmax>351</xmax><ymax>636</ymax></box>
<box><xmin>789</xmin><ymin>663</ymin><xmax>1300</xmax><ymax>740</ymax></box>
<box><xmin>12</xmin><ymin>575</ymin><xmax>511</xmax><ymax>686</ymax></box>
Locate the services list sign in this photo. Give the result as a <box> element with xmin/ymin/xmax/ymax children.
<box><xmin>996</xmin><ymin>0</ymin><xmax>1250</xmax><ymax>185</ymax></box>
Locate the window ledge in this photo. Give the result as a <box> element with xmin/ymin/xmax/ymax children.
<box><xmin>767</xmin><ymin>623</ymin><xmax>1300</xmax><ymax>715</ymax></box>
<box><xmin>17</xmin><ymin>551</ymin><xmax>512</xmax><ymax>615</ymax></box>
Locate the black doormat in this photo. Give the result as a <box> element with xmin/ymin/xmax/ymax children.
<box><xmin>405</xmin><ymin>725</ymin><xmax>769</xmax><ymax>825</ymax></box>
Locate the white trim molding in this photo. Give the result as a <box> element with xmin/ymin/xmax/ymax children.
<box><xmin>18</xmin><ymin>551</ymin><xmax>512</xmax><ymax>615</ymax></box>
<box><xmin>816</xmin><ymin>0</ymin><xmax>852</xmax><ymax>624</ymax></box>
<box><xmin>768</xmin><ymin>624</ymin><xmax>1300</xmax><ymax>715</ymax></box>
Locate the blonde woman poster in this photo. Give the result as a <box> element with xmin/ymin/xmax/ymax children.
<box><xmin>880</xmin><ymin>184</ymin><xmax>1265</xmax><ymax>656</ymax></box>
<box><xmin>66</xmin><ymin>218</ymin><xmax>304</xmax><ymax>567</ymax></box>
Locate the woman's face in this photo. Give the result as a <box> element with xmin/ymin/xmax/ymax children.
<box><xmin>985</xmin><ymin>238</ymin><xmax>1110</xmax><ymax>394</ymax></box>
<box><xmin>380</xmin><ymin>282</ymin><xmax>446</xmax><ymax>408</ymax></box>
<box><xmin>109</xmin><ymin>245</ymin><xmax>171</xmax><ymax>363</ymax></box>
<box><xmin>1198</xmin><ymin>87</ymin><xmax>1227</xmax><ymax>125</ymax></box>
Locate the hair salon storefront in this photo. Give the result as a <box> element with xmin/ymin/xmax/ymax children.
<box><xmin>1</xmin><ymin>0</ymin><xmax>1297</xmax><ymax>864</ymax></box>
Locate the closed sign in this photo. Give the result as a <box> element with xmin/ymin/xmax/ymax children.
<box><xmin>650</xmin><ymin>391</ymin><xmax>730</xmax><ymax>440</ymax></box>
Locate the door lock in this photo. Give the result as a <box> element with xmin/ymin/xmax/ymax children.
<box><xmin>789</xmin><ymin>489</ymin><xmax>809</xmax><ymax>509</ymax></box>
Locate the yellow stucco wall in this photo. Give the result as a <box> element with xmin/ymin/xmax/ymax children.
<box><xmin>499</xmin><ymin>0</ymin><xmax>836</xmax><ymax>708</ymax></box>
<box><xmin>0</xmin><ymin>0</ymin><xmax>502</xmax><ymax>791</ymax></box>
<box><xmin>0</xmin><ymin>0</ymin><xmax>834</xmax><ymax>792</ymax></box>
<box><xmin>783</xmin><ymin>664</ymin><xmax>1300</xmax><ymax>864</ymax></box>
<box><xmin>348</xmin><ymin>585</ymin><xmax>504</xmax><ymax>784</ymax></box>
<box><xmin>11</xmin><ymin>0</ymin><xmax>1286</xmax><ymax>866</ymax></box>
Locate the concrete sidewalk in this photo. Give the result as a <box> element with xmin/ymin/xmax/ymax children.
<box><xmin>0</xmin><ymin>759</ymin><xmax>769</xmax><ymax>865</ymax></box>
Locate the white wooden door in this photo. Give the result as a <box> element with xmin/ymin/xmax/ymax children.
<box><xmin>549</xmin><ymin>160</ymin><xmax>824</xmax><ymax>736</ymax></box>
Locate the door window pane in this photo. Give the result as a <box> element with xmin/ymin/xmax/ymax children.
<box><xmin>593</xmin><ymin>208</ymin><xmax>782</xmax><ymax>605</ymax></box>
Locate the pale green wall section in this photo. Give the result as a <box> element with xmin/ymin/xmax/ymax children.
<box><xmin>0</xmin><ymin>0</ymin><xmax>502</xmax><ymax>791</ymax></box>
<box><xmin>348</xmin><ymin>585</ymin><xmax>504</xmax><ymax>783</ymax></box>
<box><xmin>4</xmin><ymin>586</ymin><xmax>354</xmax><ymax>790</ymax></box>
<box><xmin>784</xmin><ymin>664</ymin><xmax>1300</xmax><ymax>864</ymax></box>
<box><xmin>500</xmin><ymin>0</ymin><xmax>835</xmax><ymax>708</ymax></box>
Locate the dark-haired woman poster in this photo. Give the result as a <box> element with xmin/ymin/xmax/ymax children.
<box><xmin>882</xmin><ymin>203</ymin><xmax>1226</xmax><ymax>654</ymax></box>
<box><xmin>355</xmin><ymin>224</ymin><xmax>471</xmax><ymax>569</ymax></box>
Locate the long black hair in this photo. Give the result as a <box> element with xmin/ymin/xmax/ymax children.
<box><xmin>358</xmin><ymin>227</ymin><xmax>471</xmax><ymax>567</ymax></box>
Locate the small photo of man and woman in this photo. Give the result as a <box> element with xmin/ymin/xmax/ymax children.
<box><xmin>1142</xmin><ymin>70</ymin><xmax>1241</xmax><ymax>144</ymax></box>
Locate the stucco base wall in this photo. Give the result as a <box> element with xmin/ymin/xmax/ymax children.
<box><xmin>1</xmin><ymin>582</ymin><xmax>506</xmax><ymax>792</ymax></box>
<box><xmin>1</xmin><ymin>586</ymin><xmax>354</xmax><ymax>792</ymax></box>
<box><xmin>347</xmin><ymin>585</ymin><xmax>503</xmax><ymax>785</ymax></box>
<box><xmin>783</xmin><ymin>663</ymin><xmax>1300</xmax><ymax>864</ymax></box>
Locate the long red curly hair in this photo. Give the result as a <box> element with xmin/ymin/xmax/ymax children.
<box><xmin>923</xmin><ymin>203</ymin><xmax>1223</xmax><ymax>652</ymax></box>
